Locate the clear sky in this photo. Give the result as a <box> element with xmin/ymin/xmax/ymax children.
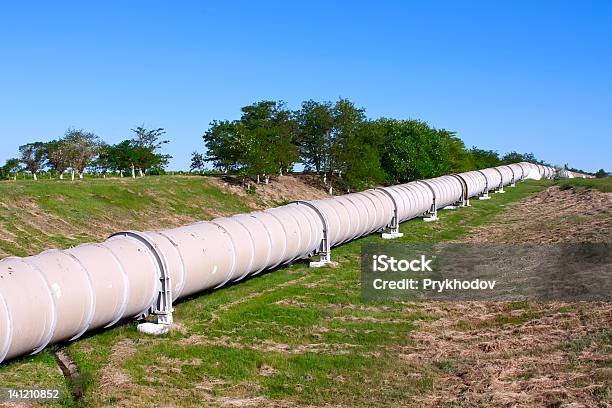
<box><xmin>1</xmin><ymin>1</ymin><xmax>610</xmax><ymax>172</ymax></box>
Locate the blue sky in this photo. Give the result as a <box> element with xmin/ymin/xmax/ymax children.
<box><xmin>0</xmin><ymin>1</ymin><xmax>610</xmax><ymax>172</ymax></box>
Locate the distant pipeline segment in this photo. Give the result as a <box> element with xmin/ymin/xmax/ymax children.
<box><xmin>0</xmin><ymin>162</ymin><xmax>555</xmax><ymax>363</ymax></box>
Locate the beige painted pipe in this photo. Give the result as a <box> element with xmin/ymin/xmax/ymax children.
<box><xmin>456</xmin><ymin>171</ymin><xmax>487</xmax><ymax>197</ymax></box>
<box><xmin>0</xmin><ymin>162</ymin><xmax>543</xmax><ymax>363</ymax></box>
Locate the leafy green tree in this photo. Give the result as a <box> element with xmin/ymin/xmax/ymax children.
<box><xmin>500</xmin><ymin>151</ymin><xmax>542</xmax><ymax>165</ymax></box>
<box><xmin>100</xmin><ymin>140</ymin><xmax>139</xmax><ymax>178</ymax></box>
<box><xmin>295</xmin><ymin>100</ymin><xmax>334</xmax><ymax>173</ymax></box>
<box><xmin>1</xmin><ymin>158</ymin><xmax>21</xmax><ymax>180</ymax></box>
<box><xmin>500</xmin><ymin>151</ymin><xmax>525</xmax><ymax>164</ymax></box>
<box><xmin>379</xmin><ymin>119</ymin><xmax>449</xmax><ymax>182</ymax></box>
<box><xmin>130</xmin><ymin>126</ymin><xmax>171</xmax><ymax>176</ymax></box>
<box><xmin>88</xmin><ymin>142</ymin><xmax>111</xmax><ymax>175</ymax></box>
<box><xmin>521</xmin><ymin>152</ymin><xmax>539</xmax><ymax>163</ymax></box>
<box><xmin>426</xmin><ymin>129</ymin><xmax>450</xmax><ymax>176</ymax></box>
<box><xmin>45</xmin><ymin>139</ymin><xmax>71</xmax><ymax>179</ymax></box>
<box><xmin>190</xmin><ymin>152</ymin><xmax>206</xmax><ymax>172</ymax></box>
<box><xmin>238</xmin><ymin>101</ymin><xmax>299</xmax><ymax>179</ymax></box>
<box><xmin>203</xmin><ymin>101</ymin><xmax>299</xmax><ymax>185</ymax></box>
<box><xmin>63</xmin><ymin>129</ymin><xmax>100</xmax><ymax>180</ymax></box>
<box><xmin>595</xmin><ymin>168</ymin><xmax>608</xmax><ymax>178</ymax></box>
<box><xmin>443</xmin><ymin>131</ymin><xmax>473</xmax><ymax>173</ymax></box>
<box><xmin>329</xmin><ymin>98</ymin><xmax>367</xmax><ymax>178</ymax></box>
<box><xmin>203</xmin><ymin>120</ymin><xmax>242</xmax><ymax>173</ymax></box>
<box><xmin>339</xmin><ymin>119</ymin><xmax>386</xmax><ymax>190</ymax></box>
<box><xmin>99</xmin><ymin>128</ymin><xmax>171</xmax><ymax>178</ymax></box>
<box><xmin>469</xmin><ymin>148</ymin><xmax>501</xmax><ymax>169</ymax></box>
<box><xmin>19</xmin><ymin>142</ymin><xmax>47</xmax><ymax>180</ymax></box>
<box><xmin>296</xmin><ymin>98</ymin><xmax>380</xmax><ymax>189</ymax></box>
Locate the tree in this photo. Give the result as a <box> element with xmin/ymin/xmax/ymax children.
<box><xmin>238</xmin><ymin>101</ymin><xmax>299</xmax><ymax>179</ymax></box>
<box><xmin>203</xmin><ymin>101</ymin><xmax>299</xmax><ymax>186</ymax></box>
<box><xmin>501</xmin><ymin>151</ymin><xmax>525</xmax><ymax>164</ymax></box>
<box><xmin>100</xmin><ymin>140</ymin><xmax>139</xmax><ymax>178</ymax></box>
<box><xmin>63</xmin><ymin>129</ymin><xmax>100</xmax><ymax>180</ymax></box>
<box><xmin>379</xmin><ymin>119</ymin><xmax>449</xmax><ymax>182</ymax></box>
<box><xmin>130</xmin><ymin>126</ymin><xmax>171</xmax><ymax>176</ymax></box>
<box><xmin>190</xmin><ymin>152</ymin><xmax>206</xmax><ymax>172</ymax></box>
<box><xmin>521</xmin><ymin>152</ymin><xmax>538</xmax><ymax>163</ymax></box>
<box><xmin>294</xmin><ymin>99</ymin><xmax>399</xmax><ymax>192</ymax></box>
<box><xmin>338</xmin><ymin>119</ymin><xmax>386</xmax><ymax>190</ymax></box>
<box><xmin>329</xmin><ymin>99</ymin><xmax>367</xmax><ymax>179</ymax></box>
<box><xmin>98</xmin><ymin>128</ymin><xmax>171</xmax><ymax>179</ymax></box>
<box><xmin>443</xmin><ymin>131</ymin><xmax>473</xmax><ymax>173</ymax></box>
<box><xmin>1</xmin><ymin>158</ymin><xmax>21</xmax><ymax>180</ymax></box>
<box><xmin>271</xmin><ymin>106</ymin><xmax>300</xmax><ymax>176</ymax></box>
<box><xmin>45</xmin><ymin>139</ymin><xmax>71</xmax><ymax>179</ymax></box>
<box><xmin>595</xmin><ymin>169</ymin><xmax>608</xmax><ymax>178</ymax></box>
<box><xmin>295</xmin><ymin>100</ymin><xmax>334</xmax><ymax>173</ymax></box>
<box><xmin>470</xmin><ymin>148</ymin><xmax>501</xmax><ymax>169</ymax></box>
<box><xmin>203</xmin><ymin>120</ymin><xmax>243</xmax><ymax>173</ymax></box>
<box><xmin>501</xmin><ymin>151</ymin><xmax>540</xmax><ymax>165</ymax></box>
<box><xmin>19</xmin><ymin>142</ymin><xmax>46</xmax><ymax>180</ymax></box>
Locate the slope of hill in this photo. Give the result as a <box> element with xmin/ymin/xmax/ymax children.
<box><xmin>0</xmin><ymin>175</ymin><xmax>328</xmax><ymax>259</ymax></box>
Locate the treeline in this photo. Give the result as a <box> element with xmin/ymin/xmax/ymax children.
<box><xmin>2</xmin><ymin>99</ymin><xmax>559</xmax><ymax>187</ymax></box>
<box><xmin>0</xmin><ymin>127</ymin><xmax>171</xmax><ymax>180</ymax></box>
<box><xmin>193</xmin><ymin>99</ymin><xmax>544</xmax><ymax>191</ymax></box>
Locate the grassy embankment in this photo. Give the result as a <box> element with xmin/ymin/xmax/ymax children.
<box><xmin>0</xmin><ymin>177</ymin><xmax>558</xmax><ymax>407</ymax></box>
<box><xmin>557</xmin><ymin>176</ymin><xmax>612</xmax><ymax>193</ymax></box>
<box><xmin>0</xmin><ymin>176</ymin><xmax>251</xmax><ymax>258</ymax></box>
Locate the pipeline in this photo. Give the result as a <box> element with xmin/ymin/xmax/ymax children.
<box><xmin>0</xmin><ymin>162</ymin><xmax>555</xmax><ymax>363</ymax></box>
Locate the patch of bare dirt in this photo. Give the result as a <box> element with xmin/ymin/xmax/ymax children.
<box><xmin>178</xmin><ymin>334</ymin><xmax>359</xmax><ymax>356</ymax></box>
<box><xmin>274</xmin><ymin>299</ymin><xmax>308</xmax><ymax>308</ymax></box>
<box><xmin>216</xmin><ymin>396</ymin><xmax>280</xmax><ymax>407</ymax></box>
<box><xmin>98</xmin><ymin>339</ymin><xmax>137</xmax><ymax>397</ymax></box>
<box><xmin>258</xmin><ymin>364</ymin><xmax>278</xmax><ymax>377</ymax></box>
<box><xmin>206</xmin><ymin>175</ymin><xmax>329</xmax><ymax>210</ymax></box>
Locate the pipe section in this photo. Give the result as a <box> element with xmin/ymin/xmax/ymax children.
<box><xmin>0</xmin><ymin>162</ymin><xmax>556</xmax><ymax>363</ymax></box>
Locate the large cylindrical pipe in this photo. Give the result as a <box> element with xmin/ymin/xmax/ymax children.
<box><xmin>457</xmin><ymin>171</ymin><xmax>488</xmax><ymax>197</ymax></box>
<box><xmin>425</xmin><ymin>176</ymin><xmax>463</xmax><ymax>208</ymax></box>
<box><xmin>395</xmin><ymin>181</ymin><xmax>434</xmax><ymax>221</ymax></box>
<box><xmin>494</xmin><ymin>166</ymin><xmax>514</xmax><ymax>186</ymax></box>
<box><xmin>0</xmin><ymin>162</ymin><xmax>545</xmax><ymax>363</ymax></box>
<box><xmin>0</xmin><ymin>257</ymin><xmax>56</xmax><ymax>361</ymax></box>
<box><xmin>479</xmin><ymin>168</ymin><xmax>503</xmax><ymax>190</ymax></box>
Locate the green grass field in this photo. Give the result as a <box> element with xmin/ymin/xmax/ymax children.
<box><xmin>0</xmin><ymin>177</ymin><xmax>559</xmax><ymax>407</ymax></box>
